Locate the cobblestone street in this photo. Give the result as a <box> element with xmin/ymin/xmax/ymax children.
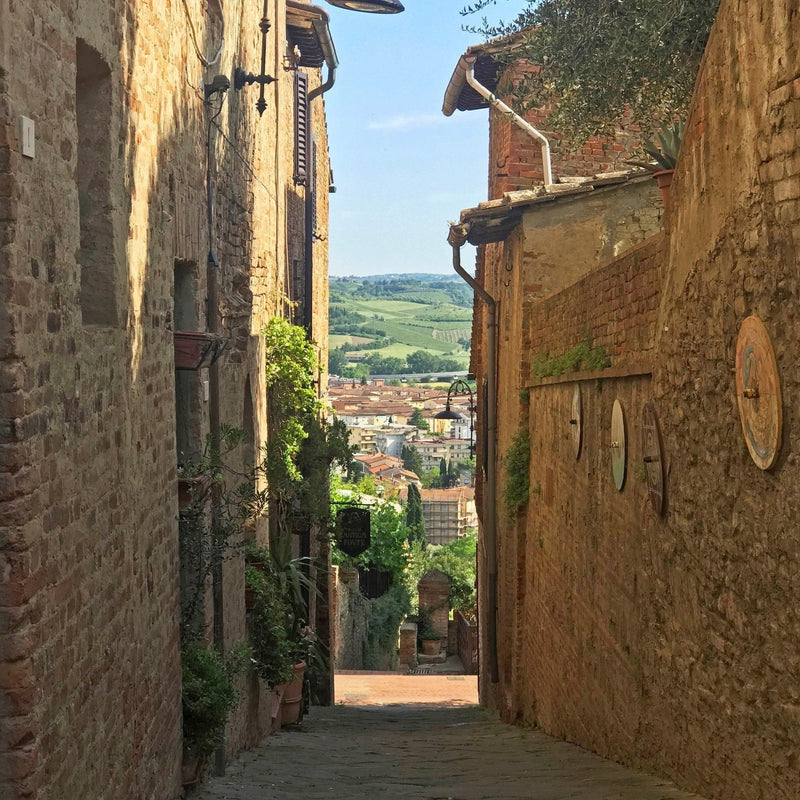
<box><xmin>191</xmin><ymin>673</ymin><xmax>707</xmax><ymax>800</ymax></box>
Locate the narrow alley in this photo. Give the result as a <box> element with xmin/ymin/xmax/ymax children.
<box><xmin>192</xmin><ymin>672</ymin><xmax>707</xmax><ymax>800</ymax></box>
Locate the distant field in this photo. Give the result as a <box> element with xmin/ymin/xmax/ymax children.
<box><xmin>330</xmin><ymin>334</ymin><xmax>374</xmax><ymax>347</ymax></box>
<box><xmin>328</xmin><ymin>275</ymin><xmax>473</xmax><ymax>376</ymax></box>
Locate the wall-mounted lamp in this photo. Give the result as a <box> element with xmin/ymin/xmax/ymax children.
<box><xmin>434</xmin><ymin>378</ymin><xmax>475</xmax><ymax>457</ymax></box>
<box><xmin>233</xmin><ymin>0</ymin><xmax>275</xmax><ymax>116</ymax></box>
<box><xmin>324</xmin><ymin>0</ymin><xmax>404</xmax><ymax>12</ymax></box>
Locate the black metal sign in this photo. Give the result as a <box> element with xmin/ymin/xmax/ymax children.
<box><xmin>335</xmin><ymin>507</ymin><xmax>371</xmax><ymax>557</ymax></box>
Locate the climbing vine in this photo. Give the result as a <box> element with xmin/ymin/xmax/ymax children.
<box><xmin>503</xmin><ymin>428</ymin><xmax>531</xmax><ymax>517</ymax></box>
<box><xmin>530</xmin><ymin>339</ymin><xmax>611</xmax><ymax>379</ymax></box>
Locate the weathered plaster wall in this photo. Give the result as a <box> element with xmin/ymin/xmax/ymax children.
<box><xmin>0</xmin><ymin>0</ymin><xmax>331</xmax><ymax>797</ymax></box>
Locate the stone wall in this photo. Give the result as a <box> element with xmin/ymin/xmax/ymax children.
<box><xmin>481</xmin><ymin>1</ymin><xmax>800</xmax><ymax>799</ymax></box>
<box><xmin>0</xmin><ymin>1</ymin><xmax>331</xmax><ymax>797</ymax></box>
<box><xmin>333</xmin><ymin>567</ymin><xmax>368</xmax><ymax>671</ymax></box>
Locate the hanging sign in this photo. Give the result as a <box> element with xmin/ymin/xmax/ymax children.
<box><xmin>335</xmin><ymin>507</ymin><xmax>371</xmax><ymax>557</ymax></box>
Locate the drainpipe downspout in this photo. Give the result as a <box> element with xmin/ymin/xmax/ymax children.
<box><xmin>308</xmin><ymin>14</ymin><xmax>339</xmax><ymax>103</ymax></box>
<box><xmin>448</xmin><ymin>226</ymin><xmax>500</xmax><ymax>685</ymax></box>
<box><xmin>284</xmin><ymin>1</ymin><xmax>339</xmax><ymax>101</ymax></box>
<box><xmin>308</xmin><ymin>15</ymin><xmax>337</xmax><ymax>101</ymax></box>
<box><xmin>463</xmin><ymin>58</ymin><xmax>553</xmax><ymax>188</ymax></box>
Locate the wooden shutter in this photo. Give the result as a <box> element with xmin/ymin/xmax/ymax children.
<box><xmin>294</xmin><ymin>71</ymin><xmax>309</xmax><ymax>185</ymax></box>
<box><xmin>310</xmin><ymin>136</ymin><xmax>318</xmax><ymax>236</ymax></box>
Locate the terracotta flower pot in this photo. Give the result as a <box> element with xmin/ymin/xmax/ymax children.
<box><xmin>653</xmin><ymin>169</ymin><xmax>674</xmax><ymax>211</ymax></box>
<box><xmin>421</xmin><ymin>638</ymin><xmax>441</xmax><ymax>656</ymax></box>
<box><xmin>280</xmin><ymin>662</ymin><xmax>306</xmax><ymax>727</ymax></box>
<box><xmin>181</xmin><ymin>754</ymin><xmax>203</xmax><ymax>788</ymax></box>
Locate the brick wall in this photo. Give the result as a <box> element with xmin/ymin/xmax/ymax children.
<box><xmin>488</xmin><ymin>62</ymin><xmax>642</xmax><ymax>199</ymax></box>
<box><xmin>523</xmin><ymin>234</ymin><xmax>665</xmax><ymax>372</ymax></box>
<box><xmin>0</xmin><ymin>1</ymin><xmax>331</xmax><ymax>797</ymax></box>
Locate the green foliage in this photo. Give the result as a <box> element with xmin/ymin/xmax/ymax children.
<box><xmin>245</xmin><ymin>563</ymin><xmax>295</xmax><ymax>688</ymax></box>
<box><xmin>420</xmin><ymin>467</ymin><xmax>441</xmax><ymax>489</ymax></box>
<box><xmin>401</xmin><ymin>444</ymin><xmax>423</xmax><ymax>476</ymax></box>
<box><xmin>363</xmin><ymin>354</ymin><xmax>408</xmax><ymax>375</ymax></box>
<box><xmin>503</xmin><ymin>428</ymin><xmax>530</xmax><ymax>517</ymax></box>
<box><xmin>531</xmin><ymin>340</ymin><xmax>611</xmax><ymax>379</ymax></box>
<box><xmin>405</xmin><ymin>483</ymin><xmax>426</xmax><ymax>544</ymax></box>
<box><xmin>357</xmin><ymin>503</ymin><xmax>413</xmax><ymax>581</ymax></box>
<box><xmin>463</xmin><ymin>0</ymin><xmax>719</xmax><ymax>141</ymax></box>
<box><xmin>327</xmin><ymin>346</ymin><xmax>349</xmax><ymax>375</ymax></box>
<box><xmin>627</xmin><ymin>119</ymin><xmax>687</xmax><ymax>173</ymax></box>
<box><xmin>364</xmin><ymin>583</ymin><xmax>411</xmax><ymax>670</ymax></box>
<box><xmin>416</xmin><ymin>609</ymin><xmax>440</xmax><ymax>641</ymax></box>
<box><xmin>181</xmin><ymin>643</ymin><xmax>248</xmax><ymax>760</ymax></box>
<box><xmin>263</xmin><ymin>317</ymin><xmax>320</xmax><ymax>492</ymax></box>
<box><xmin>638</xmin><ymin>119</ymin><xmax>686</xmax><ymax>171</ymax></box>
<box><xmin>427</xmin><ymin>531</ymin><xmax>477</xmax><ymax>613</ymax></box>
<box><xmin>409</xmin><ymin>407</ymin><xmax>429</xmax><ymax>431</ymax></box>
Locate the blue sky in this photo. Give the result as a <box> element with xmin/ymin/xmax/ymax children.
<box><xmin>322</xmin><ymin>1</ymin><xmax>504</xmax><ymax>277</ymax></box>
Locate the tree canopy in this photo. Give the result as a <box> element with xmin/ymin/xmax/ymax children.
<box><xmin>462</xmin><ymin>0</ymin><xmax>720</xmax><ymax>140</ymax></box>
<box><xmin>409</xmin><ymin>408</ymin><xmax>429</xmax><ymax>431</ymax></box>
<box><xmin>405</xmin><ymin>483</ymin><xmax>426</xmax><ymax>544</ymax></box>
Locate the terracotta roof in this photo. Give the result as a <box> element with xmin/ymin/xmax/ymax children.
<box><xmin>442</xmin><ymin>32</ymin><xmax>528</xmax><ymax>116</ymax></box>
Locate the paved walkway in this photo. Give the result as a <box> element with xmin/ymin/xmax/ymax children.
<box><xmin>192</xmin><ymin>673</ymin><xmax>706</xmax><ymax>800</ymax></box>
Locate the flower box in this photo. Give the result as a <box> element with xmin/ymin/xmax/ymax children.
<box><xmin>174</xmin><ymin>331</ymin><xmax>228</xmax><ymax>370</ymax></box>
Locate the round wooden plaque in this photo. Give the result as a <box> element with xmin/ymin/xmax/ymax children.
<box><xmin>641</xmin><ymin>402</ymin><xmax>665</xmax><ymax>516</ymax></box>
<box><xmin>735</xmin><ymin>316</ymin><xmax>782</xmax><ymax>470</ymax></box>
<box><xmin>611</xmin><ymin>399</ymin><xmax>626</xmax><ymax>491</ymax></box>
<box><xmin>570</xmin><ymin>384</ymin><xmax>582</xmax><ymax>460</ymax></box>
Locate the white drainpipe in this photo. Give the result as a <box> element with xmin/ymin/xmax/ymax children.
<box><xmin>464</xmin><ymin>57</ymin><xmax>554</xmax><ymax>188</ymax></box>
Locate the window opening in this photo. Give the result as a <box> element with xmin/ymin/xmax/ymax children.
<box><xmin>76</xmin><ymin>40</ymin><xmax>116</xmax><ymax>326</ymax></box>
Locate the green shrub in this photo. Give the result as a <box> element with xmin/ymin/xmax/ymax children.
<box><xmin>364</xmin><ymin>583</ymin><xmax>411</xmax><ymax>670</ymax></box>
<box><xmin>246</xmin><ymin>563</ymin><xmax>295</xmax><ymax>688</ymax></box>
<box><xmin>181</xmin><ymin>643</ymin><xmax>245</xmax><ymax>760</ymax></box>
<box><xmin>531</xmin><ymin>340</ymin><xmax>611</xmax><ymax>379</ymax></box>
<box><xmin>503</xmin><ymin>429</ymin><xmax>531</xmax><ymax>517</ymax></box>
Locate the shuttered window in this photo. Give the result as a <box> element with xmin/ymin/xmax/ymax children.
<box><xmin>310</xmin><ymin>135</ymin><xmax>318</xmax><ymax>236</ymax></box>
<box><xmin>294</xmin><ymin>71</ymin><xmax>309</xmax><ymax>185</ymax></box>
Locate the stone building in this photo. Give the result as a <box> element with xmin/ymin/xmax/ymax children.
<box><xmin>0</xmin><ymin>1</ymin><xmax>342</xmax><ymax>797</ymax></box>
<box><xmin>443</xmin><ymin>1</ymin><xmax>800</xmax><ymax>799</ymax></box>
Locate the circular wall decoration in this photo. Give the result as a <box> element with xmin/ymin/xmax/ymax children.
<box><xmin>610</xmin><ymin>399</ymin><xmax>626</xmax><ymax>491</ymax></box>
<box><xmin>570</xmin><ymin>384</ymin><xmax>582</xmax><ymax>460</ymax></box>
<box><xmin>641</xmin><ymin>402</ymin><xmax>666</xmax><ymax>516</ymax></box>
<box><xmin>735</xmin><ymin>315</ymin><xmax>782</xmax><ymax>470</ymax></box>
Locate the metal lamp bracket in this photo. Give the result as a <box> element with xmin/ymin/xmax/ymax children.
<box><xmin>233</xmin><ymin>2</ymin><xmax>276</xmax><ymax>116</ymax></box>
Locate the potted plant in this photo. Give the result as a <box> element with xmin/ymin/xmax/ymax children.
<box><xmin>245</xmin><ymin>560</ymin><xmax>295</xmax><ymax>695</ymax></box>
<box><xmin>181</xmin><ymin>642</ymin><xmax>250</xmax><ymax>787</ymax></box>
<box><xmin>626</xmin><ymin>119</ymin><xmax>685</xmax><ymax>210</ymax></box>
<box><xmin>417</xmin><ymin>612</ymin><xmax>442</xmax><ymax>657</ymax></box>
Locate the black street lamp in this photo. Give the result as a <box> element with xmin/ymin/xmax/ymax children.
<box><xmin>235</xmin><ymin>0</ymin><xmax>404</xmax><ymax>116</ymax></box>
<box><xmin>324</xmin><ymin>0</ymin><xmax>404</xmax><ymax>11</ymax></box>
<box><xmin>434</xmin><ymin>378</ymin><xmax>475</xmax><ymax>457</ymax></box>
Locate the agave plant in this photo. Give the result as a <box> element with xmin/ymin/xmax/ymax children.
<box><xmin>627</xmin><ymin>119</ymin><xmax>686</xmax><ymax>172</ymax></box>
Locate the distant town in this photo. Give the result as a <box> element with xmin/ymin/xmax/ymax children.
<box><xmin>330</xmin><ymin>377</ymin><xmax>477</xmax><ymax>544</ymax></box>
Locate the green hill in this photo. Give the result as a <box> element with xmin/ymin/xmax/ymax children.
<box><xmin>328</xmin><ymin>275</ymin><xmax>473</xmax><ymax>377</ymax></box>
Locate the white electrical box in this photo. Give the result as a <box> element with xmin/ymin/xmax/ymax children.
<box><xmin>20</xmin><ymin>116</ymin><xmax>35</xmax><ymax>159</ymax></box>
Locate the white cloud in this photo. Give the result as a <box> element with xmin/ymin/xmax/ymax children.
<box><xmin>367</xmin><ymin>113</ymin><xmax>446</xmax><ymax>131</ymax></box>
